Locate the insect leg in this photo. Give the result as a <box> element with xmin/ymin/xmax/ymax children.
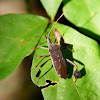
<box><xmin>32</xmin><ymin>46</ymin><xmax>48</xmax><ymax>52</ymax></box>
<box><xmin>18</xmin><ymin>35</ymin><xmax>45</xmax><ymax>46</ymax></box>
<box><xmin>66</xmin><ymin>59</ymin><xmax>81</xmax><ymax>87</ymax></box>
<box><xmin>66</xmin><ymin>59</ymin><xmax>78</xmax><ymax>69</ymax></box>
<box><xmin>67</xmin><ymin>48</ymin><xmax>75</xmax><ymax>52</ymax></box>
<box><xmin>73</xmin><ymin>69</ymin><xmax>81</xmax><ymax>88</ymax></box>
<box><xmin>31</xmin><ymin>54</ymin><xmax>50</xmax><ymax>70</ymax></box>
<box><xmin>37</xmin><ymin>46</ymin><xmax>49</xmax><ymax>50</ymax></box>
<box><xmin>36</xmin><ymin>59</ymin><xmax>51</xmax><ymax>84</ymax></box>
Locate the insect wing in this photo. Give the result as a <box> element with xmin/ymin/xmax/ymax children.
<box><xmin>50</xmin><ymin>48</ymin><xmax>67</xmax><ymax>79</ymax></box>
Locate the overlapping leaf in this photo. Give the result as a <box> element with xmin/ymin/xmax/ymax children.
<box><xmin>63</xmin><ymin>0</ymin><xmax>100</xmax><ymax>40</ymax></box>
<box><xmin>41</xmin><ymin>0</ymin><xmax>62</xmax><ymax>20</ymax></box>
<box><xmin>0</xmin><ymin>14</ymin><xmax>49</xmax><ymax>80</ymax></box>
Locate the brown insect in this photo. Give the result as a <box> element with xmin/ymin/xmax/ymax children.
<box><xmin>19</xmin><ymin>10</ymin><xmax>81</xmax><ymax>87</ymax></box>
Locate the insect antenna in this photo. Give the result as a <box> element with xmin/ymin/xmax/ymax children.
<box><xmin>48</xmin><ymin>10</ymin><xmax>68</xmax><ymax>38</ymax></box>
<box><xmin>18</xmin><ymin>35</ymin><xmax>45</xmax><ymax>46</ymax></box>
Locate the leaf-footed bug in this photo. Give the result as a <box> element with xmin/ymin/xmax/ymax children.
<box><xmin>19</xmin><ymin>10</ymin><xmax>81</xmax><ymax>87</ymax></box>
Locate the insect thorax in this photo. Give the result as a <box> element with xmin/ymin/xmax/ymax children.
<box><xmin>48</xmin><ymin>44</ymin><xmax>61</xmax><ymax>52</ymax></box>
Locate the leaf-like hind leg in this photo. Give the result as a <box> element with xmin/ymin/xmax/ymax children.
<box><xmin>36</xmin><ymin>59</ymin><xmax>51</xmax><ymax>84</ymax></box>
<box><xmin>66</xmin><ymin>59</ymin><xmax>81</xmax><ymax>87</ymax></box>
<box><xmin>73</xmin><ymin>69</ymin><xmax>81</xmax><ymax>88</ymax></box>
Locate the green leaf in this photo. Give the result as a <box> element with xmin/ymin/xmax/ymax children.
<box><xmin>40</xmin><ymin>0</ymin><xmax>62</xmax><ymax>20</ymax></box>
<box><xmin>0</xmin><ymin>8</ymin><xmax>100</xmax><ymax>99</ymax></box>
<box><xmin>0</xmin><ymin>14</ymin><xmax>49</xmax><ymax>80</ymax></box>
<box><xmin>31</xmin><ymin>22</ymin><xmax>100</xmax><ymax>100</ymax></box>
<box><xmin>63</xmin><ymin>0</ymin><xmax>100</xmax><ymax>40</ymax></box>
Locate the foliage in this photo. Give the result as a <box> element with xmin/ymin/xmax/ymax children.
<box><xmin>0</xmin><ymin>0</ymin><xmax>100</xmax><ymax>100</ymax></box>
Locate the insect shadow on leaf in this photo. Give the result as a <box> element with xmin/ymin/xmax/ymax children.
<box><xmin>36</xmin><ymin>64</ymin><xmax>53</xmax><ymax>81</ymax></box>
<box><xmin>60</xmin><ymin>37</ymin><xmax>74</xmax><ymax>78</ymax></box>
<box><xmin>40</xmin><ymin>79</ymin><xmax>57</xmax><ymax>89</ymax></box>
<box><xmin>35</xmin><ymin>56</ymin><xmax>49</xmax><ymax>68</ymax></box>
<box><xmin>60</xmin><ymin>36</ymin><xmax>83</xmax><ymax>86</ymax></box>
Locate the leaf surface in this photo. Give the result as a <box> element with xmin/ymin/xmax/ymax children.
<box><xmin>31</xmin><ymin>22</ymin><xmax>100</xmax><ymax>100</ymax></box>
<box><xmin>41</xmin><ymin>0</ymin><xmax>62</xmax><ymax>20</ymax></box>
<box><xmin>0</xmin><ymin>14</ymin><xmax>49</xmax><ymax>80</ymax></box>
<box><xmin>63</xmin><ymin>0</ymin><xmax>100</xmax><ymax>40</ymax></box>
